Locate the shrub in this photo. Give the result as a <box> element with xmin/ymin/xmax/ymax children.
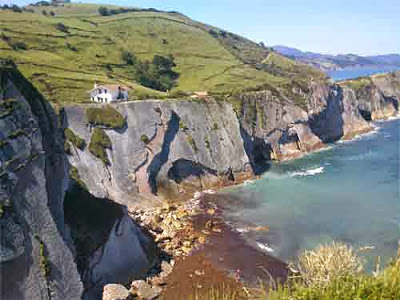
<box><xmin>269</xmin><ymin>257</ymin><xmax>400</xmax><ymax>300</ymax></box>
<box><xmin>134</xmin><ymin>55</ymin><xmax>179</xmax><ymax>92</ymax></box>
<box><xmin>11</xmin><ymin>41</ymin><xmax>27</xmax><ymax>51</ymax></box>
<box><xmin>0</xmin><ymin>140</ymin><xmax>9</xmax><ymax>148</ymax></box>
<box><xmin>64</xmin><ymin>128</ymin><xmax>85</xmax><ymax>150</ymax></box>
<box><xmin>50</xmin><ymin>11</ymin><xmax>55</xmax><ymax>16</ymax></box>
<box><xmin>86</xmin><ymin>105</ymin><xmax>125</xmax><ymax>129</ymax></box>
<box><xmin>89</xmin><ymin>128</ymin><xmax>112</xmax><ymax>165</ymax></box>
<box><xmin>0</xmin><ymin>33</ymin><xmax>10</xmax><ymax>41</ymax></box>
<box><xmin>11</xmin><ymin>5</ymin><xmax>22</xmax><ymax>13</ymax></box>
<box><xmin>121</xmin><ymin>51</ymin><xmax>137</xmax><ymax>65</ymax></box>
<box><xmin>8</xmin><ymin>129</ymin><xmax>26</xmax><ymax>139</ymax></box>
<box><xmin>66</xmin><ymin>43</ymin><xmax>77</xmax><ymax>52</ymax></box>
<box><xmin>37</xmin><ymin>239</ymin><xmax>50</xmax><ymax>279</ymax></box>
<box><xmin>41</xmin><ymin>10</ymin><xmax>47</xmax><ymax>16</ymax></box>
<box><xmin>186</xmin><ymin>135</ymin><xmax>198</xmax><ymax>153</ymax></box>
<box><xmin>56</xmin><ymin>23</ymin><xmax>69</xmax><ymax>34</ymax></box>
<box><xmin>209</xmin><ymin>29</ymin><xmax>219</xmax><ymax>37</ymax></box>
<box><xmin>140</xmin><ymin>134</ymin><xmax>150</xmax><ymax>144</ymax></box>
<box><xmin>295</xmin><ymin>242</ymin><xmax>363</xmax><ymax>287</ymax></box>
<box><xmin>98</xmin><ymin>6</ymin><xmax>109</xmax><ymax>16</ymax></box>
<box><xmin>179</xmin><ymin>121</ymin><xmax>188</xmax><ymax>132</ymax></box>
<box><xmin>69</xmin><ymin>166</ymin><xmax>87</xmax><ymax>189</ymax></box>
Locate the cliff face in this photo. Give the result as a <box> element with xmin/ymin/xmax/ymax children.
<box><xmin>64</xmin><ymin>73</ymin><xmax>399</xmax><ymax>205</ymax></box>
<box><xmin>63</xmin><ymin>100</ymin><xmax>250</xmax><ymax>205</ymax></box>
<box><xmin>0</xmin><ymin>65</ymin><xmax>83</xmax><ymax>299</ymax></box>
<box><xmin>238</xmin><ymin>72</ymin><xmax>399</xmax><ymax>161</ymax></box>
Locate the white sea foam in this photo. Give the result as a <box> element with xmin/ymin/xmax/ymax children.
<box><xmin>386</xmin><ymin>114</ymin><xmax>400</xmax><ymax>121</ymax></box>
<box><xmin>290</xmin><ymin>166</ymin><xmax>325</xmax><ymax>177</ymax></box>
<box><xmin>257</xmin><ymin>242</ymin><xmax>275</xmax><ymax>253</ymax></box>
<box><xmin>337</xmin><ymin>125</ymin><xmax>381</xmax><ymax>144</ymax></box>
<box><xmin>243</xmin><ymin>179</ymin><xmax>255</xmax><ymax>186</ymax></box>
<box><xmin>236</xmin><ymin>227</ymin><xmax>251</xmax><ymax>233</ymax></box>
<box><xmin>204</xmin><ymin>189</ymin><xmax>216</xmax><ymax>194</ymax></box>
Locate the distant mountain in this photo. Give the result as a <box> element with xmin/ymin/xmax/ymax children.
<box><xmin>273</xmin><ymin>46</ymin><xmax>400</xmax><ymax>71</ymax></box>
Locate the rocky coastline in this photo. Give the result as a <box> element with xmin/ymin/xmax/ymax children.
<box><xmin>104</xmin><ymin>114</ymin><xmax>400</xmax><ymax>299</ymax></box>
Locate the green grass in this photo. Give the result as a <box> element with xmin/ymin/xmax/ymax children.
<box><xmin>269</xmin><ymin>260</ymin><xmax>400</xmax><ymax>300</ymax></box>
<box><xmin>186</xmin><ymin>134</ymin><xmax>198</xmax><ymax>153</ymax></box>
<box><xmin>86</xmin><ymin>105</ymin><xmax>125</xmax><ymax>129</ymax></box>
<box><xmin>140</xmin><ymin>134</ymin><xmax>150</xmax><ymax>144</ymax></box>
<box><xmin>89</xmin><ymin>128</ymin><xmax>112</xmax><ymax>165</ymax></box>
<box><xmin>7</xmin><ymin>129</ymin><xmax>26</xmax><ymax>139</ymax></box>
<box><xmin>36</xmin><ymin>237</ymin><xmax>50</xmax><ymax>279</ymax></box>
<box><xmin>340</xmin><ymin>77</ymin><xmax>373</xmax><ymax>93</ymax></box>
<box><xmin>64</xmin><ymin>128</ymin><xmax>85</xmax><ymax>150</ymax></box>
<box><xmin>0</xmin><ymin>3</ymin><xmax>325</xmax><ymax>104</ymax></box>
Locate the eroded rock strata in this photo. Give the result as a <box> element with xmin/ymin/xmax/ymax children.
<box><xmin>1</xmin><ymin>59</ymin><xmax>399</xmax><ymax>300</ymax></box>
<box><xmin>0</xmin><ymin>63</ymin><xmax>83</xmax><ymax>299</ymax></box>
<box><xmin>64</xmin><ymin>72</ymin><xmax>399</xmax><ymax>203</ymax></box>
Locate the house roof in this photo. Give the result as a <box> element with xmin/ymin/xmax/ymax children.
<box><xmin>88</xmin><ymin>84</ymin><xmax>130</xmax><ymax>93</ymax></box>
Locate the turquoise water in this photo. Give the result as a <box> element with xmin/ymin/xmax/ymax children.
<box><xmin>327</xmin><ymin>66</ymin><xmax>400</xmax><ymax>81</ymax></box>
<box><xmin>226</xmin><ymin>119</ymin><xmax>400</xmax><ymax>266</ymax></box>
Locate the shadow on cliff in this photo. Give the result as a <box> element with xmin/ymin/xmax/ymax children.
<box><xmin>167</xmin><ymin>159</ymin><xmax>218</xmax><ymax>184</ymax></box>
<box><xmin>147</xmin><ymin>110</ymin><xmax>180</xmax><ymax>195</ymax></box>
<box><xmin>383</xmin><ymin>95</ymin><xmax>399</xmax><ymax>112</ymax></box>
<box><xmin>64</xmin><ymin>182</ymin><xmax>160</xmax><ymax>299</ymax></box>
<box><xmin>308</xmin><ymin>86</ymin><xmax>345</xmax><ymax>143</ymax></box>
<box><xmin>239</xmin><ymin>124</ymin><xmax>272</xmax><ymax>175</ymax></box>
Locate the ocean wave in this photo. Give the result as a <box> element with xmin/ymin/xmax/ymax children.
<box><xmin>337</xmin><ymin>125</ymin><xmax>381</xmax><ymax>144</ymax></box>
<box><xmin>257</xmin><ymin>242</ymin><xmax>275</xmax><ymax>253</ymax></box>
<box><xmin>289</xmin><ymin>166</ymin><xmax>325</xmax><ymax>177</ymax></box>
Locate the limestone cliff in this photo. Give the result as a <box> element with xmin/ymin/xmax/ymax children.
<box><xmin>64</xmin><ymin>72</ymin><xmax>399</xmax><ymax>205</ymax></box>
<box><xmin>0</xmin><ymin>63</ymin><xmax>83</xmax><ymax>299</ymax></box>
<box><xmin>238</xmin><ymin>72</ymin><xmax>399</xmax><ymax>161</ymax></box>
<box><xmin>63</xmin><ymin>100</ymin><xmax>250</xmax><ymax>205</ymax></box>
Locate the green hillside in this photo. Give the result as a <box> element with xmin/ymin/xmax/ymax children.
<box><xmin>0</xmin><ymin>3</ymin><xmax>325</xmax><ymax>104</ymax></box>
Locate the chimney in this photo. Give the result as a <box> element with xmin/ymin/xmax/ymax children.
<box><xmin>94</xmin><ymin>82</ymin><xmax>98</xmax><ymax>89</ymax></box>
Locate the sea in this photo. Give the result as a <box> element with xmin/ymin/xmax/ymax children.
<box><xmin>224</xmin><ymin>118</ymin><xmax>400</xmax><ymax>269</ymax></box>
<box><xmin>327</xmin><ymin>66</ymin><xmax>400</xmax><ymax>81</ymax></box>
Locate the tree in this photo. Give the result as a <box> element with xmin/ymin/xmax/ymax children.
<box><xmin>41</xmin><ymin>10</ymin><xmax>47</xmax><ymax>16</ymax></box>
<box><xmin>121</xmin><ymin>51</ymin><xmax>137</xmax><ymax>65</ymax></box>
<box><xmin>98</xmin><ymin>6</ymin><xmax>109</xmax><ymax>16</ymax></box>
<box><xmin>11</xmin><ymin>5</ymin><xmax>22</xmax><ymax>13</ymax></box>
<box><xmin>50</xmin><ymin>11</ymin><xmax>55</xmax><ymax>16</ymax></box>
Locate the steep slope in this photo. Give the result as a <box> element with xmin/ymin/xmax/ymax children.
<box><xmin>0</xmin><ymin>61</ymin><xmax>83</xmax><ymax>299</ymax></box>
<box><xmin>63</xmin><ymin>99</ymin><xmax>251</xmax><ymax>204</ymax></box>
<box><xmin>0</xmin><ymin>60</ymin><xmax>160</xmax><ymax>300</ymax></box>
<box><xmin>0</xmin><ymin>3</ymin><xmax>324</xmax><ymax>104</ymax></box>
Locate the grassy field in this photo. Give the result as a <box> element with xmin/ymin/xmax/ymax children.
<box><xmin>0</xmin><ymin>3</ymin><xmax>325</xmax><ymax>104</ymax></box>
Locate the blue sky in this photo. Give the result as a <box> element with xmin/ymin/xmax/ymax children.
<box><xmin>2</xmin><ymin>0</ymin><xmax>399</xmax><ymax>55</ymax></box>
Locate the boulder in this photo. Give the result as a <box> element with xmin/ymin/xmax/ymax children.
<box><xmin>137</xmin><ymin>285</ymin><xmax>162</xmax><ymax>300</ymax></box>
<box><xmin>161</xmin><ymin>260</ymin><xmax>173</xmax><ymax>275</ymax></box>
<box><xmin>102</xmin><ymin>284</ymin><xmax>130</xmax><ymax>300</ymax></box>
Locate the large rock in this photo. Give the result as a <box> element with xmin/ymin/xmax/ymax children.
<box><xmin>63</xmin><ymin>100</ymin><xmax>250</xmax><ymax>205</ymax></box>
<box><xmin>0</xmin><ymin>64</ymin><xmax>83</xmax><ymax>299</ymax></box>
<box><xmin>102</xmin><ymin>284</ymin><xmax>130</xmax><ymax>300</ymax></box>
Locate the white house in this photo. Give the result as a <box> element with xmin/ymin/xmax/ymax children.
<box><xmin>89</xmin><ymin>83</ymin><xmax>129</xmax><ymax>103</ymax></box>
